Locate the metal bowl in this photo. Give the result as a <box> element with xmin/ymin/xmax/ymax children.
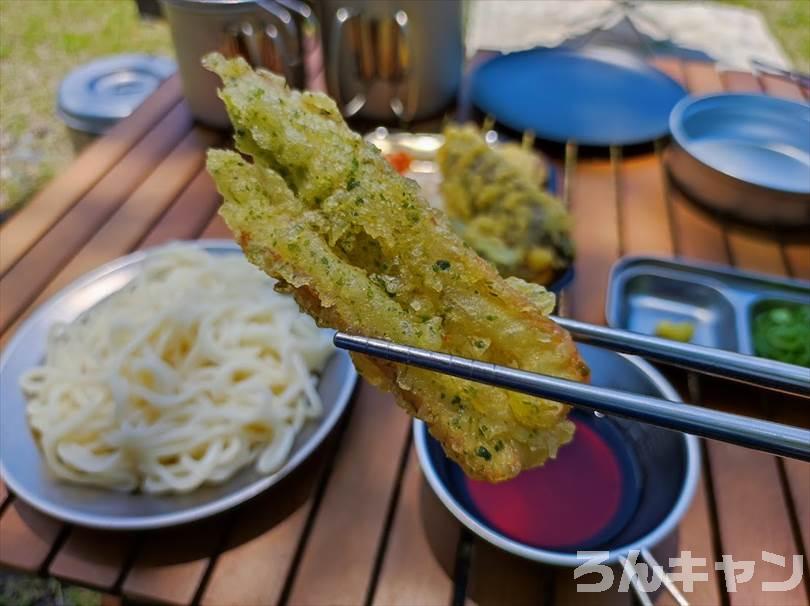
<box><xmin>0</xmin><ymin>241</ymin><xmax>357</xmax><ymax>530</ymax></box>
<box><xmin>667</xmin><ymin>93</ymin><xmax>810</xmax><ymax>228</ymax></box>
<box><xmin>414</xmin><ymin>344</ymin><xmax>700</xmax><ymax>566</ymax></box>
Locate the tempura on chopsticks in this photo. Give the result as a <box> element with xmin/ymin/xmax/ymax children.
<box><xmin>204</xmin><ymin>53</ymin><xmax>589</xmax><ymax>482</ymax></box>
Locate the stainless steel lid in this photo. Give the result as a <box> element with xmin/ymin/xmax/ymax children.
<box><xmin>57</xmin><ymin>54</ymin><xmax>176</xmax><ymax>134</ymax></box>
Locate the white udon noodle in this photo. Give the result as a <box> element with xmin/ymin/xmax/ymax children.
<box><xmin>20</xmin><ymin>245</ymin><xmax>333</xmax><ymax>494</ymax></box>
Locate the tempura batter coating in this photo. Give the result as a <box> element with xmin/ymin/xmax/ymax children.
<box><xmin>204</xmin><ymin>54</ymin><xmax>589</xmax><ymax>482</ymax></box>
<box><xmin>438</xmin><ymin>125</ymin><xmax>574</xmax><ymax>285</ymax></box>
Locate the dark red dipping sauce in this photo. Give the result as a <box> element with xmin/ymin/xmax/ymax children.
<box><xmin>464</xmin><ymin>417</ymin><xmax>633</xmax><ymax>549</ymax></box>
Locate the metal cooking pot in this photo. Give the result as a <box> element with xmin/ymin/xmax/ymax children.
<box><xmin>161</xmin><ymin>0</ymin><xmax>323</xmax><ymax>128</ymax></box>
<box><xmin>313</xmin><ymin>0</ymin><xmax>463</xmax><ymax>122</ymax></box>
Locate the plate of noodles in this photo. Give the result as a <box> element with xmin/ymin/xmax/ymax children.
<box><xmin>0</xmin><ymin>241</ymin><xmax>356</xmax><ymax>529</ymax></box>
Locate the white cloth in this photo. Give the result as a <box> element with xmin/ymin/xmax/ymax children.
<box><xmin>466</xmin><ymin>0</ymin><xmax>791</xmax><ymax>71</ymax></box>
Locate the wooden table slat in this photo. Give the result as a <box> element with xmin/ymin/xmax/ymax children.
<box><xmin>0</xmin><ymin>500</ymin><xmax>63</xmax><ymax>572</ymax></box>
<box><xmin>200</xmin><ymin>418</ymin><xmax>336</xmax><ymax>606</ymax></box>
<box><xmin>48</xmin><ymin>528</ymin><xmax>135</xmax><ymax>591</ymax></box>
<box><xmin>122</xmin><ymin>518</ymin><xmax>225</xmax><ymax>606</ymax></box>
<box><xmin>650</xmin><ymin>56</ymin><xmax>687</xmax><ymax>84</ymax></box>
<box><xmin>565</xmin><ymin>159</ymin><xmax>620</xmax><ymax>325</ymax></box>
<box><xmin>668</xmin><ymin>187</ymin><xmax>729</xmax><ymax>263</ymax></box>
<box><xmin>618</xmin><ymin>154</ymin><xmax>674</xmax><ymax>256</ymax></box>
<box><xmin>139</xmin><ymin>169</ymin><xmax>221</xmax><ymax>249</ymax></box>
<box><xmin>726</xmin><ymin>229</ymin><xmax>786</xmax><ymax>274</ymax></box>
<box><xmin>371</xmin><ymin>449</ymin><xmax>458</xmax><ymax>606</ymax></box>
<box><xmin>0</xmin><ymin>76</ymin><xmax>183</xmax><ymax>277</ymax></box>
<box><xmin>553</xmin><ymin>565</ymin><xmax>632</xmax><ymax>606</ymax></box>
<box><xmin>783</xmin><ymin>244</ymin><xmax>810</xmax><ymax>281</ymax></box>
<box><xmin>285</xmin><ymin>383</ymin><xmax>411</xmax><ymax>606</ymax></box>
<box><xmin>683</xmin><ymin>61</ymin><xmax>725</xmax><ymax>94</ymax></box>
<box><xmin>0</xmin><ymin>125</ymin><xmax>217</xmax><ymax>350</ymax></box>
<box><xmin>721</xmin><ymin>70</ymin><xmax>762</xmax><ymax>92</ymax></box>
<box><xmin>200</xmin><ymin>211</ymin><xmax>231</xmax><ymax>239</ymax></box>
<box><xmin>724</xmin><ymin>209</ymin><xmax>810</xmax><ymax>604</ymax></box>
<box><xmin>0</xmin><ymin>102</ymin><xmax>193</xmax><ymax>337</ymax></box>
<box><xmin>653</xmin><ymin>472</ymin><xmax>724</xmax><ymax>606</ymax></box>
<box><xmin>706</xmin><ymin>441</ymin><xmax>808</xmax><ymax>605</ymax></box>
<box><xmin>463</xmin><ymin>539</ymin><xmax>554</xmax><ymax>606</ymax></box>
<box><xmin>783</xmin><ymin>459</ymin><xmax>810</xmax><ymax>561</ymax></box>
<box><xmin>758</xmin><ymin>73</ymin><xmax>807</xmax><ymax>101</ymax></box>
<box><xmin>200</xmin><ymin>499</ymin><xmax>311</xmax><ymax>606</ymax></box>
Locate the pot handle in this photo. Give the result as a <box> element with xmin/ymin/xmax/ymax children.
<box><xmin>328</xmin><ymin>7</ymin><xmax>367</xmax><ymax>117</ymax></box>
<box><xmin>260</xmin><ymin>22</ymin><xmax>291</xmax><ymax>80</ymax></box>
<box><xmin>256</xmin><ymin>0</ymin><xmax>298</xmax><ymax>82</ymax></box>
<box><xmin>274</xmin><ymin>0</ymin><xmax>324</xmax><ymax>89</ymax></box>
<box><xmin>222</xmin><ymin>21</ymin><xmax>259</xmax><ymax>63</ymax></box>
<box><xmin>389</xmin><ymin>10</ymin><xmax>419</xmax><ymax>122</ymax></box>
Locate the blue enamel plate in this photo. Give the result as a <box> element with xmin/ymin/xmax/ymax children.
<box><xmin>471</xmin><ymin>47</ymin><xmax>687</xmax><ymax>146</ymax></box>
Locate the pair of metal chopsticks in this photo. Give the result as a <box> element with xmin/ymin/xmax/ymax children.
<box><xmin>333</xmin><ymin>324</ymin><xmax>810</xmax><ymax>462</ymax></box>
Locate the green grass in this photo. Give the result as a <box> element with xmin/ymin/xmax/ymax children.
<box><xmin>0</xmin><ymin>571</ymin><xmax>100</xmax><ymax>606</ymax></box>
<box><xmin>0</xmin><ymin>0</ymin><xmax>174</xmax><ymax>212</ymax></box>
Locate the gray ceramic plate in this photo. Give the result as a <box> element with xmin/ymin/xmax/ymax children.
<box><xmin>0</xmin><ymin>240</ymin><xmax>357</xmax><ymax>530</ymax></box>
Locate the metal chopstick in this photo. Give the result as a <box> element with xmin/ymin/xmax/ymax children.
<box><xmin>551</xmin><ymin>316</ymin><xmax>809</xmax><ymax>398</ymax></box>
<box><xmin>333</xmin><ymin>332</ymin><xmax>810</xmax><ymax>462</ymax></box>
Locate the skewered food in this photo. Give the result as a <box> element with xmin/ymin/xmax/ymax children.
<box><xmin>438</xmin><ymin>125</ymin><xmax>574</xmax><ymax>286</ymax></box>
<box><xmin>204</xmin><ymin>54</ymin><xmax>589</xmax><ymax>482</ymax></box>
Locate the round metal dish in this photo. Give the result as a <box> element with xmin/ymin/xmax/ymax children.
<box><xmin>470</xmin><ymin>47</ymin><xmax>687</xmax><ymax>146</ymax></box>
<box><xmin>0</xmin><ymin>240</ymin><xmax>357</xmax><ymax>530</ymax></box>
<box><xmin>414</xmin><ymin>344</ymin><xmax>701</xmax><ymax>566</ymax></box>
<box><xmin>668</xmin><ymin>93</ymin><xmax>810</xmax><ymax>228</ymax></box>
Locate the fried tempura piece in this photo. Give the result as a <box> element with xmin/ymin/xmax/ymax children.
<box><xmin>438</xmin><ymin>125</ymin><xmax>574</xmax><ymax>285</ymax></box>
<box><xmin>495</xmin><ymin>141</ymin><xmax>547</xmax><ymax>186</ymax></box>
<box><xmin>204</xmin><ymin>54</ymin><xmax>589</xmax><ymax>482</ymax></box>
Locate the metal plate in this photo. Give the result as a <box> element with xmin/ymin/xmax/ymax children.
<box><xmin>470</xmin><ymin>47</ymin><xmax>686</xmax><ymax>146</ymax></box>
<box><xmin>670</xmin><ymin>93</ymin><xmax>810</xmax><ymax>195</ymax></box>
<box><xmin>415</xmin><ymin>344</ymin><xmax>701</xmax><ymax>566</ymax></box>
<box><xmin>0</xmin><ymin>241</ymin><xmax>357</xmax><ymax>530</ymax></box>
<box><xmin>606</xmin><ymin>255</ymin><xmax>810</xmax><ymax>355</ymax></box>
<box><xmin>667</xmin><ymin>93</ymin><xmax>810</xmax><ymax>227</ymax></box>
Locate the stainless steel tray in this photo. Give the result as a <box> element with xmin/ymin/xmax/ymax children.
<box><xmin>606</xmin><ymin>256</ymin><xmax>810</xmax><ymax>356</ymax></box>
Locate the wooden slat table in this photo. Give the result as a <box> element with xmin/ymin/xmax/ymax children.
<box><xmin>1</xmin><ymin>60</ymin><xmax>808</xmax><ymax>606</ymax></box>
